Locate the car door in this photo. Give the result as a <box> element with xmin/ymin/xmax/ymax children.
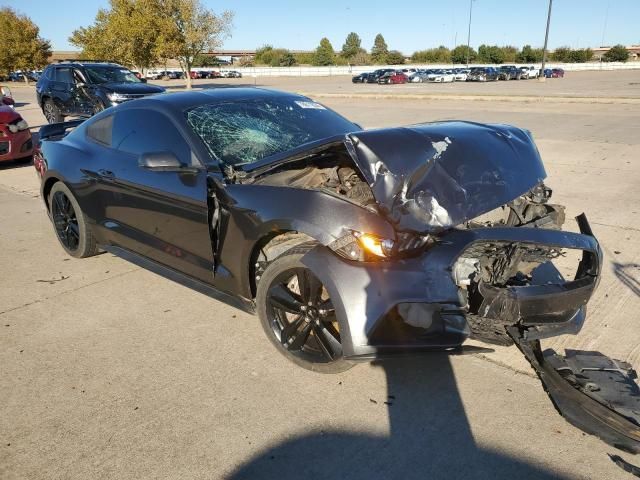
<box><xmin>50</xmin><ymin>67</ymin><xmax>76</xmax><ymax>115</ymax></box>
<box><xmin>95</xmin><ymin>107</ymin><xmax>215</xmax><ymax>284</ymax></box>
<box><xmin>71</xmin><ymin>68</ymin><xmax>96</xmax><ymax>116</ymax></box>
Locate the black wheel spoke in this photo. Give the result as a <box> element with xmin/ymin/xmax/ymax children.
<box><xmin>268</xmin><ymin>284</ymin><xmax>303</xmax><ymax>314</ymax></box>
<box><xmin>279</xmin><ymin>315</ymin><xmax>304</xmax><ymax>344</ymax></box>
<box><xmin>53</xmin><ymin>193</ymin><xmax>65</xmax><ymax>214</ymax></box>
<box><xmin>313</xmin><ymin>324</ymin><xmax>342</xmax><ymax>360</ymax></box>
<box><xmin>68</xmin><ymin>222</ymin><xmax>79</xmax><ymax>239</ymax></box>
<box><xmin>287</xmin><ymin>321</ymin><xmax>313</xmax><ymax>351</ymax></box>
<box><xmin>318</xmin><ymin>298</ymin><xmax>335</xmax><ymax>316</ymax></box>
<box><xmin>297</xmin><ymin>268</ymin><xmax>322</xmax><ymax>304</ymax></box>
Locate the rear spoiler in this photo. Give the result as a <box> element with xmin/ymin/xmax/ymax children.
<box><xmin>39</xmin><ymin>119</ymin><xmax>84</xmax><ymax>141</ymax></box>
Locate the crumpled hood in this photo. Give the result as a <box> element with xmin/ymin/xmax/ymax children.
<box><xmin>345</xmin><ymin>121</ymin><xmax>547</xmax><ymax>233</ymax></box>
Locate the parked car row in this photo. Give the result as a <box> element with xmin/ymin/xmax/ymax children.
<box><xmin>146</xmin><ymin>69</ymin><xmax>242</xmax><ymax>80</ymax></box>
<box><xmin>1</xmin><ymin>70</ymin><xmax>43</xmax><ymax>82</ymax></box>
<box><xmin>353</xmin><ymin>66</ymin><xmax>565</xmax><ymax>84</ymax></box>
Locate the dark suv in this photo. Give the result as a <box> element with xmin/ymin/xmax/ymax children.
<box><xmin>36</xmin><ymin>62</ymin><xmax>165</xmax><ymax>124</ymax></box>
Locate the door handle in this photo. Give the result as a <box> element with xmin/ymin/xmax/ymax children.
<box><xmin>97</xmin><ymin>169</ymin><xmax>115</xmax><ymax>180</ymax></box>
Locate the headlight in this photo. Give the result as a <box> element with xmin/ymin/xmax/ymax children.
<box><xmin>107</xmin><ymin>92</ymin><xmax>128</xmax><ymax>103</ymax></box>
<box><xmin>329</xmin><ymin>230</ymin><xmax>433</xmax><ymax>262</ymax></box>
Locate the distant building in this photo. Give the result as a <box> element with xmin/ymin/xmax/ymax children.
<box><xmin>591</xmin><ymin>45</ymin><xmax>640</xmax><ymax>61</ymax></box>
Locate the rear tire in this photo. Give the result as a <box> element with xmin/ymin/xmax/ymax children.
<box><xmin>49</xmin><ymin>182</ymin><xmax>99</xmax><ymax>258</ymax></box>
<box><xmin>256</xmin><ymin>245</ymin><xmax>354</xmax><ymax>373</ymax></box>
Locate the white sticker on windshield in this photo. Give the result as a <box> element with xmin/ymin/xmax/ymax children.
<box><xmin>294</xmin><ymin>101</ymin><xmax>326</xmax><ymax>110</ymax></box>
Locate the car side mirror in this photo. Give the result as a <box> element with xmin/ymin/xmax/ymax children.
<box><xmin>139</xmin><ymin>151</ymin><xmax>183</xmax><ymax>170</ymax></box>
<box><xmin>140</xmin><ymin>78</ymin><xmax>147</xmax><ymax>83</ymax></box>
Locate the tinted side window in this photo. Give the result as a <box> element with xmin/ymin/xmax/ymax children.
<box><xmin>86</xmin><ymin>115</ymin><xmax>113</xmax><ymax>146</ymax></box>
<box><xmin>113</xmin><ymin>109</ymin><xmax>192</xmax><ymax>164</ymax></box>
<box><xmin>43</xmin><ymin>66</ymin><xmax>54</xmax><ymax>80</ymax></box>
<box><xmin>55</xmin><ymin>67</ymin><xmax>73</xmax><ymax>84</ymax></box>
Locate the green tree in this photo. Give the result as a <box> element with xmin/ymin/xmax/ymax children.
<box><xmin>70</xmin><ymin>0</ymin><xmax>233</xmax><ymax>85</ymax></box>
<box><xmin>477</xmin><ymin>44</ymin><xmax>505</xmax><ymax>64</ymax></box>
<box><xmin>70</xmin><ymin>0</ymin><xmax>167</xmax><ymax>73</ymax></box>
<box><xmin>0</xmin><ymin>7</ymin><xmax>51</xmax><ymax>80</ymax></box>
<box><xmin>293</xmin><ymin>52</ymin><xmax>315</xmax><ymax>65</ymax></box>
<box><xmin>451</xmin><ymin>45</ymin><xmax>477</xmax><ymax>64</ymax></box>
<box><xmin>313</xmin><ymin>37</ymin><xmax>335</xmax><ymax>66</ymax></box>
<box><xmin>254</xmin><ymin>45</ymin><xmax>274</xmax><ymax>64</ymax></box>
<box><xmin>411</xmin><ymin>46</ymin><xmax>451</xmax><ymax>63</ymax></box>
<box><xmin>193</xmin><ymin>53</ymin><xmax>219</xmax><ymax>67</ymax></box>
<box><xmin>341</xmin><ymin>32</ymin><xmax>363</xmax><ymax>59</ymax></box>
<box><xmin>350</xmin><ymin>51</ymin><xmax>372</xmax><ymax>65</ymax></box>
<box><xmin>157</xmin><ymin>0</ymin><xmax>234</xmax><ymax>88</ymax></box>
<box><xmin>551</xmin><ymin>46</ymin><xmax>571</xmax><ymax>62</ymax></box>
<box><xmin>501</xmin><ymin>46</ymin><xmax>518</xmax><ymax>63</ymax></box>
<box><xmin>568</xmin><ymin>48</ymin><xmax>593</xmax><ymax>63</ymax></box>
<box><xmin>603</xmin><ymin>44</ymin><xmax>629</xmax><ymax>62</ymax></box>
<box><xmin>516</xmin><ymin>45</ymin><xmax>543</xmax><ymax>63</ymax></box>
<box><xmin>386</xmin><ymin>50</ymin><xmax>405</xmax><ymax>65</ymax></box>
<box><xmin>371</xmin><ymin>34</ymin><xmax>389</xmax><ymax>64</ymax></box>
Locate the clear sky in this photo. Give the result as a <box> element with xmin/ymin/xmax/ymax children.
<box><xmin>3</xmin><ymin>0</ymin><xmax>639</xmax><ymax>54</ymax></box>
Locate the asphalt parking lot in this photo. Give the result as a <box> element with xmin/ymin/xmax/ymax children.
<box><xmin>2</xmin><ymin>71</ymin><xmax>640</xmax><ymax>479</ymax></box>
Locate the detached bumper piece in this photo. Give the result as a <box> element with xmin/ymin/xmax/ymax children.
<box><xmin>508</xmin><ymin>326</ymin><xmax>640</xmax><ymax>454</ymax></box>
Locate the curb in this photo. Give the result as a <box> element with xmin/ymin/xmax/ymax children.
<box><xmin>300</xmin><ymin>92</ymin><xmax>640</xmax><ymax>105</ymax></box>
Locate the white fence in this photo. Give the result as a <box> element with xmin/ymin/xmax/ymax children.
<box><xmin>148</xmin><ymin>62</ymin><xmax>640</xmax><ymax>79</ymax></box>
<box><xmin>184</xmin><ymin>62</ymin><xmax>639</xmax><ymax>78</ymax></box>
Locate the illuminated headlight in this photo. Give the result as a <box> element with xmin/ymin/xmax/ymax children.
<box><xmin>107</xmin><ymin>92</ymin><xmax>129</xmax><ymax>103</ymax></box>
<box><xmin>8</xmin><ymin>119</ymin><xmax>28</xmax><ymax>133</ymax></box>
<box><xmin>329</xmin><ymin>230</ymin><xmax>433</xmax><ymax>261</ymax></box>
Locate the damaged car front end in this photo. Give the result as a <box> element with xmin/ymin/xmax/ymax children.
<box><xmin>235</xmin><ymin>118</ymin><xmax>640</xmax><ymax>454</ymax></box>
<box><xmin>239</xmin><ymin>121</ymin><xmax>600</xmax><ymax>356</ymax></box>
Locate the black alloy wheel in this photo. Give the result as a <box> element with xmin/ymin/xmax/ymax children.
<box><xmin>256</xmin><ymin>246</ymin><xmax>353</xmax><ymax>373</ymax></box>
<box><xmin>48</xmin><ymin>182</ymin><xmax>99</xmax><ymax>258</ymax></box>
<box><xmin>52</xmin><ymin>191</ymin><xmax>80</xmax><ymax>252</ymax></box>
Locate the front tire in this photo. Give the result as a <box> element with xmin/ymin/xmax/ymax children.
<box><xmin>43</xmin><ymin>99</ymin><xmax>64</xmax><ymax>124</ymax></box>
<box><xmin>49</xmin><ymin>182</ymin><xmax>99</xmax><ymax>258</ymax></box>
<box><xmin>256</xmin><ymin>245</ymin><xmax>353</xmax><ymax>373</ymax></box>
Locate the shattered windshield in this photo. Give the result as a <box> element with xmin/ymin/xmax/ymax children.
<box><xmin>84</xmin><ymin>66</ymin><xmax>140</xmax><ymax>84</ymax></box>
<box><xmin>186</xmin><ymin>99</ymin><xmax>358</xmax><ymax>166</ymax></box>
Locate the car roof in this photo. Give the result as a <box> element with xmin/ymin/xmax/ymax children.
<box><xmin>50</xmin><ymin>62</ymin><xmax>124</xmax><ymax>68</ymax></box>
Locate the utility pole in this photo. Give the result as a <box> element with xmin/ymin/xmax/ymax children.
<box><xmin>539</xmin><ymin>0</ymin><xmax>553</xmax><ymax>82</ymax></box>
<box><xmin>466</xmin><ymin>0</ymin><xmax>474</xmax><ymax>67</ymax></box>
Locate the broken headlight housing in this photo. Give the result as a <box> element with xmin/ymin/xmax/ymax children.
<box><xmin>7</xmin><ymin>119</ymin><xmax>28</xmax><ymax>133</ymax></box>
<box><xmin>329</xmin><ymin>230</ymin><xmax>433</xmax><ymax>262</ymax></box>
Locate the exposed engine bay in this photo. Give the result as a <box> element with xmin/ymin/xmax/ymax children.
<box><xmin>248</xmin><ymin>153</ymin><xmax>377</xmax><ymax>208</ymax></box>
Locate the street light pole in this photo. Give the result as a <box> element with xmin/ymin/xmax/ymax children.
<box><xmin>539</xmin><ymin>0</ymin><xmax>553</xmax><ymax>82</ymax></box>
<box><xmin>466</xmin><ymin>0</ymin><xmax>474</xmax><ymax>67</ymax></box>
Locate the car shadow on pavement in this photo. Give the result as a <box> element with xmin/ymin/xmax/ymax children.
<box><xmin>612</xmin><ymin>261</ymin><xmax>640</xmax><ymax>298</ymax></box>
<box><xmin>229</xmin><ymin>353</ymin><xmax>566</xmax><ymax>480</ymax></box>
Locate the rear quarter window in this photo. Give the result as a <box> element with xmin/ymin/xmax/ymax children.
<box><xmin>86</xmin><ymin>115</ymin><xmax>113</xmax><ymax>146</ymax></box>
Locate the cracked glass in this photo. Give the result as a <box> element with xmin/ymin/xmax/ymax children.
<box><xmin>186</xmin><ymin>99</ymin><xmax>357</xmax><ymax>165</ymax></box>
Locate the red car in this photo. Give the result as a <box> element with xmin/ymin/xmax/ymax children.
<box><xmin>0</xmin><ymin>106</ymin><xmax>33</xmax><ymax>163</ymax></box>
<box><xmin>377</xmin><ymin>71</ymin><xmax>409</xmax><ymax>84</ymax></box>
<box><xmin>189</xmin><ymin>70</ymin><xmax>202</xmax><ymax>79</ymax></box>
